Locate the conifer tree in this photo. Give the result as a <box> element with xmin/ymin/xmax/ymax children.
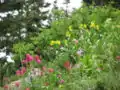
<box><xmin>0</xmin><ymin>0</ymin><xmax>50</xmax><ymax>54</ymax></box>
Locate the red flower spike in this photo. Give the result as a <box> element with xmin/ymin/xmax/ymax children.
<box><xmin>64</xmin><ymin>61</ymin><xmax>71</xmax><ymax>70</ymax></box>
<box><xmin>48</xmin><ymin>68</ymin><xmax>54</xmax><ymax>73</ymax></box>
<box><xmin>35</xmin><ymin>55</ymin><xmax>40</xmax><ymax>60</ymax></box>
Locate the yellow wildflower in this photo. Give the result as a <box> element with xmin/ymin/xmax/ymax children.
<box><xmin>79</xmin><ymin>24</ymin><xmax>87</xmax><ymax>29</ymax></box>
<box><xmin>50</xmin><ymin>41</ymin><xmax>55</xmax><ymax>46</ymax></box>
<box><xmin>56</xmin><ymin>40</ymin><xmax>61</xmax><ymax>45</ymax></box>
<box><xmin>68</xmin><ymin>25</ymin><xmax>72</xmax><ymax>31</ymax></box>
<box><xmin>50</xmin><ymin>40</ymin><xmax>61</xmax><ymax>45</ymax></box>
<box><xmin>66</xmin><ymin>31</ymin><xmax>71</xmax><ymax>37</ymax></box>
<box><xmin>90</xmin><ymin>22</ymin><xmax>96</xmax><ymax>28</ymax></box>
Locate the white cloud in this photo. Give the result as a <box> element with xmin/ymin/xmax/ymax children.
<box><xmin>45</xmin><ymin>0</ymin><xmax>83</xmax><ymax>11</ymax></box>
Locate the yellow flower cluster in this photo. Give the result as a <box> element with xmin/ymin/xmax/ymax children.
<box><xmin>50</xmin><ymin>40</ymin><xmax>61</xmax><ymax>46</ymax></box>
<box><xmin>90</xmin><ymin>22</ymin><xmax>99</xmax><ymax>30</ymax></box>
<box><xmin>79</xmin><ymin>24</ymin><xmax>87</xmax><ymax>29</ymax></box>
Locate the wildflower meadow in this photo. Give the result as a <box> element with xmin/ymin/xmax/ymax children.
<box><xmin>0</xmin><ymin>4</ymin><xmax>120</xmax><ymax>90</ymax></box>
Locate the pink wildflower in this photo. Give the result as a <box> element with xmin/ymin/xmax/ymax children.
<box><xmin>20</xmin><ymin>70</ymin><xmax>24</xmax><ymax>75</ymax></box>
<box><xmin>48</xmin><ymin>68</ymin><xmax>54</xmax><ymax>73</ymax></box>
<box><xmin>36</xmin><ymin>59</ymin><xmax>41</xmax><ymax>64</ymax></box>
<box><xmin>26</xmin><ymin>54</ymin><xmax>33</xmax><ymax>62</ymax></box>
<box><xmin>21</xmin><ymin>67</ymin><xmax>26</xmax><ymax>73</ymax></box>
<box><xmin>59</xmin><ymin>79</ymin><xmax>64</xmax><ymax>84</ymax></box>
<box><xmin>16</xmin><ymin>70</ymin><xmax>21</xmax><ymax>76</ymax></box>
<box><xmin>15</xmin><ymin>82</ymin><xmax>20</xmax><ymax>87</ymax></box>
<box><xmin>3</xmin><ymin>85</ymin><xmax>9</xmax><ymax>90</ymax></box>
<box><xmin>21</xmin><ymin>60</ymin><xmax>27</xmax><ymax>64</ymax></box>
<box><xmin>35</xmin><ymin>55</ymin><xmax>40</xmax><ymax>60</ymax></box>
<box><xmin>34</xmin><ymin>55</ymin><xmax>41</xmax><ymax>64</ymax></box>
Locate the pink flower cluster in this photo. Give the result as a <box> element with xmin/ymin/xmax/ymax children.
<box><xmin>16</xmin><ymin>54</ymin><xmax>42</xmax><ymax>76</ymax></box>
<box><xmin>34</xmin><ymin>55</ymin><xmax>41</xmax><ymax>64</ymax></box>
<box><xmin>16</xmin><ymin>67</ymin><xmax>26</xmax><ymax>76</ymax></box>
<box><xmin>3</xmin><ymin>82</ymin><xmax>30</xmax><ymax>90</ymax></box>
<box><xmin>21</xmin><ymin>54</ymin><xmax>41</xmax><ymax>64</ymax></box>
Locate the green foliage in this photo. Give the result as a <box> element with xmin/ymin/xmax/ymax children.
<box><xmin>13</xmin><ymin>42</ymin><xmax>34</xmax><ymax>61</ymax></box>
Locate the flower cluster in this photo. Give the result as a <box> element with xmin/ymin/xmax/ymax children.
<box><xmin>79</xmin><ymin>24</ymin><xmax>87</xmax><ymax>29</ymax></box>
<box><xmin>34</xmin><ymin>55</ymin><xmax>41</xmax><ymax>64</ymax></box>
<box><xmin>90</xmin><ymin>22</ymin><xmax>99</xmax><ymax>30</ymax></box>
<box><xmin>3</xmin><ymin>82</ymin><xmax>31</xmax><ymax>90</ymax></box>
<box><xmin>21</xmin><ymin>54</ymin><xmax>41</xmax><ymax>64</ymax></box>
<box><xmin>64</xmin><ymin>61</ymin><xmax>72</xmax><ymax>71</ymax></box>
<box><xmin>16</xmin><ymin>54</ymin><xmax>41</xmax><ymax>76</ymax></box>
<box><xmin>16</xmin><ymin>67</ymin><xmax>26</xmax><ymax>76</ymax></box>
<box><xmin>50</xmin><ymin>40</ymin><xmax>61</xmax><ymax>46</ymax></box>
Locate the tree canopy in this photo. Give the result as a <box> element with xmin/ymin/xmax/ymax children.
<box><xmin>0</xmin><ymin>0</ymin><xmax>50</xmax><ymax>54</ymax></box>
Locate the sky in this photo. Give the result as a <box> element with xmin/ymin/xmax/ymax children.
<box><xmin>45</xmin><ymin>0</ymin><xmax>83</xmax><ymax>12</ymax></box>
